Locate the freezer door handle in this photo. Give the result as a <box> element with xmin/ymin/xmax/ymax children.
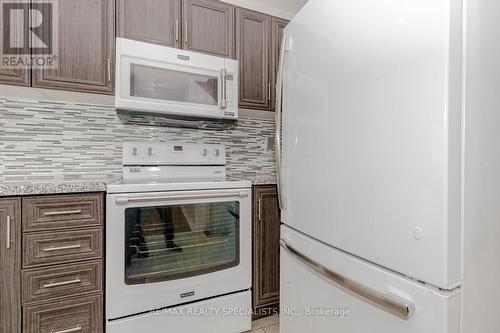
<box><xmin>280</xmin><ymin>240</ymin><xmax>415</xmax><ymax>320</ymax></box>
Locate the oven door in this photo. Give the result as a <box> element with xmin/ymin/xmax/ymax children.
<box><xmin>106</xmin><ymin>188</ymin><xmax>251</xmax><ymax>320</ymax></box>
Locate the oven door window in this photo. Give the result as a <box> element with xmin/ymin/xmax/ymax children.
<box><xmin>124</xmin><ymin>201</ymin><xmax>239</xmax><ymax>284</ymax></box>
<box><xmin>130</xmin><ymin>63</ymin><xmax>219</xmax><ymax>106</ymax></box>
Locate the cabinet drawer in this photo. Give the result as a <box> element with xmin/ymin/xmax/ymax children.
<box><xmin>23</xmin><ymin>293</ymin><xmax>102</xmax><ymax>333</ymax></box>
<box><xmin>22</xmin><ymin>260</ymin><xmax>102</xmax><ymax>304</ymax></box>
<box><xmin>23</xmin><ymin>228</ymin><xmax>102</xmax><ymax>268</ymax></box>
<box><xmin>23</xmin><ymin>193</ymin><xmax>103</xmax><ymax>232</ymax></box>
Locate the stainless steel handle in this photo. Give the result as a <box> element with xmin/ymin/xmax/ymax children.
<box><xmin>43</xmin><ymin>244</ymin><xmax>82</xmax><ymax>252</ymax></box>
<box><xmin>44</xmin><ymin>209</ymin><xmax>82</xmax><ymax>216</ymax></box>
<box><xmin>115</xmin><ymin>191</ymin><xmax>249</xmax><ymax>205</ymax></box>
<box><xmin>220</xmin><ymin>68</ymin><xmax>227</xmax><ymax>108</ymax></box>
<box><xmin>268</xmin><ymin>83</ymin><xmax>271</xmax><ymax>101</ymax></box>
<box><xmin>51</xmin><ymin>325</ymin><xmax>82</xmax><ymax>333</ymax></box>
<box><xmin>280</xmin><ymin>240</ymin><xmax>415</xmax><ymax>320</ymax></box>
<box><xmin>175</xmin><ymin>19</ymin><xmax>179</xmax><ymax>42</ymax></box>
<box><xmin>43</xmin><ymin>278</ymin><xmax>81</xmax><ymax>288</ymax></box>
<box><xmin>257</xmin><ymin>199</ymin><xmax>262</xmax><ymax>221</ymax></box>
<box><xmin>184</xmin><ymin>21</ymin><xmax>188</xmax><ymax>44</ymax></box>
<box><xmin>107</xmin><ymin>58</ymin><xmax>111</xmax><ymax>83</ymax></box>
<box><xmin>6</xmin><ymin>215</ymin><xmax>11</xmax><ymax>249</ymax></box>
<box><xmin>275</xmin><ymin>35</ymin><xmax>287</xmax><ymax>209</ymax></box>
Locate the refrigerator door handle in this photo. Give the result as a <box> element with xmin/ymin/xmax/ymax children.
<box><xmin>280</xmin><ymin>240</ymin><xmax>416</xmax><ymax>320</ymax></box>
<box><xmin>275</xmin><ymin>35</ymin><xmax>287</xmax><ymax>210</ymax></box>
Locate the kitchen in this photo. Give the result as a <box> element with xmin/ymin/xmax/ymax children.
<box><xmin>1</xmin><ymin>0</ymin><xmax>500</xmax><ymax>333</ymax></box>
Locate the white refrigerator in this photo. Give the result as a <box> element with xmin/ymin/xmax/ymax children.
<box><xmin>276</xmin><ymin>0</ymin><xmax>500</xmax><ymax>332</ymax></box>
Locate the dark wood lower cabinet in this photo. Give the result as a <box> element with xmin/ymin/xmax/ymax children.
<box><xmin>0</xmin><ymin>198</ymin><xmax>22</xmax><ymax>333</ymax></box>
<box><xmin>23</xmin><ymin>293</ymin><xmax>102</xmax><ymax>333</ymax></box>
<box><xmin>0</xmin><ymin>193</ymin><xmax>103</xmax><ymax>333</ymax></box>
<box><xmin>252</xmin><ymin>185</ymin><xmax>280</xmax><ymax>317</ymax></box>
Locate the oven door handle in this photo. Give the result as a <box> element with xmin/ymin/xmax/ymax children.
<box><xmin>114</xmin><ymin>191</ymin><xmax>249</xmax><ymax>204</ymax></box>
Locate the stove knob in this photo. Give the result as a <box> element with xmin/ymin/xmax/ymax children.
<box><xmin>132</xmin><ymin>147</ymin><xmax>139</xmax><ymax>156</ymax></box>
<box><xmin>147</xmin><ymin>147</ymin><xmax>154</xmax><ymax>156</ymax></box>
<box><xmin>201</xmin><ymin>148</ymin><xmax>208</xmax><ymax>156</ymax></box>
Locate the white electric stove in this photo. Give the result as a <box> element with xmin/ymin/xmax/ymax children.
<box><xmin>106</xmin><ymin>142</ymin><xmax>252</xmax><ymax>333</ymax></box>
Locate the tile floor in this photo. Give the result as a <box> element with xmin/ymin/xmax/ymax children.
<box><xmin>246</xmin><ymin>314</ymin><xmax>279</xmax><ymax>333</ymax></box>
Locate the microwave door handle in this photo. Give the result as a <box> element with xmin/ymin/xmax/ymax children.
<box><xmin>220</xmin><ymin>68</ymin><xmax>227</xmax><ymax>109</ymax></box>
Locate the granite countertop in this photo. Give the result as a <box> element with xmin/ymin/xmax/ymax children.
<box><xmin>0</xmin><ymin>179</ymin><xmax>112</xmax><ymax>197</ymax></box>
<box><xmin>251</xmin><ymin>176</ymin><xmax>277</xmax><ymax>186</ymax></box>
<box><xmin>0</xmin><ymin>175</ymin><xmax>277</xmax><ymax>197</ymax></box>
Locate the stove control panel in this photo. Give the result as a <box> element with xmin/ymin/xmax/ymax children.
<box><xmin>123</xmin><ymin>142</ymin><xmax>226</xmax><ymax>166</ymax></box>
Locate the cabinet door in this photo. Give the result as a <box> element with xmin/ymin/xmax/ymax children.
<box><xmin>117</xmin><ymin>0</ymin><xmax>181</xmax><ymax>48</ymax></box>
<box><xmin>0</xmin><ymin>198</ymin><xmax>21</xmax><ymax>333</ymax></box>
<box><xmin>0</xmin><ymin>0</ymin><xmax>30</xmax><ymax>86</ymax></box>
<box><xmin>0</xmin><ymin>69</ymin><xmax>30</xmax><ymax>87</ymax></box>
<box><xmin>182</xmin><ymin>0</ymin><xmax>234</xmax><ymax>58</ymax></box>
<box><xmin>270</xmin><ymin>17</ymin><xmax>289</xmax><ymax>110</ymax></box>
<box><xmin>0</xmin><ymin>69</ymin><xmax>31</xmax><ymax>86</ymax></box>
<box><xmin>32</xmin><ymin>0</ymin><xmax>114</xmax><ymax>94</ymax></box>
<box><xmin>236</xmin><ymin>8</ymin><xmax>271</xmax><ymax>110</ymax></box>
<box><xmin>253</xmin><ymin>185</ymin><xmax>280</xmax><ymax>311</ymax></box>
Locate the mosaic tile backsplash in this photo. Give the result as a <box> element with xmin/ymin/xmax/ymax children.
<box><xmin>0</xmin><ymin>97</ymin><xmax>276</xmax><ymax>183</ymax></box>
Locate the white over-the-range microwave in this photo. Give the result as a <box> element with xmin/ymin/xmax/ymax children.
<box><xmin>115</xmin><ymin>38</ymin><xmax>238</xmax><ymax>120</ymax></box>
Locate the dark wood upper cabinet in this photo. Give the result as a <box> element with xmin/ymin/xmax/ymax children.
<box><xmin>32</xmin><ymin>0</ymin><xmax>114</xmax><ymax>94</ymax></box>
<box><xmin>252</xmin><ymin>185</ymin><xmax>280</xmax><ymax>313</ymax></box>
<box><xmin>0</xmin><ymin>0</ymin><xmax>30</xmax><ymax>87</ymax></box>
<box><xmin>236</xmin><ymin>7</ymin><xmax>271</xmax><ymax>110</ymax></box>
<box><xmin>270</xmin><ymin>17</ymin><xmax>289</xmax><ymax>110</ymax></box>
<box><xmin>117</xmin><ymin>0</ymin><xmax>181</xmax><ymax>48</ymax></box>
<box><xmin>0</xmin><ymin>0</ymin><xmax>290</xmax><ymax>102</ymax></box>
<box><xmin>0</xmin><ymin>198</ymin><xmax>21</xmax><ymax>333</ymax></box>
<box><xmin>183</xmin><ymin>0</ymin><xmax>235</xmax><ymax>58</ymax></box>
<box><xmin>0</xmin><ymin>68</ymin><xmax>30</xmax><ymax>87</ymax></box>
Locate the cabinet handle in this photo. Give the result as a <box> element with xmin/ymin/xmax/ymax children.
<box><xmin>184</xmin><ymin>21</ymin><xmax>188</xmax><ymax>44</ymax></box>
<box><xmin>107</xmin><ymin>58</ymin><xmax>111</xmax><ymax>83</ymax></box>
<box><xmin>43</xmin><ymin>244</ymin><xmax>82</xmax><ymax>252</ymax></box>
<box><xmin>5</xmin><ymin>215</ymin><xmax>12</xmax><ymax>249</ymax></box>
<box><xmin>175</xmin><ymin>19</ymin><xmax>179</xmax><ymax>42</ymax></box>
<box><xmin>43</xmin><ymin>277</ymin><xmax>82</xmax><ymax>288</ymax></box>
<box><xmin>268</xmin><ymin>83</ymin><xmax>271</xmax><ymax>101</ymax></box>
<box><xmin>44</xmin><ymin>209</ymin><xmax>82</xmax><ymax>216</ymax></box>
<box><xmin>258</xmin><ymin>199</ymin><xmax>262</xmax><ymax>221</ymax></box>
<box><xmin>51</xmin><ymin>324</ymin><xmax>82</xmax><ymax>333</ymax></box>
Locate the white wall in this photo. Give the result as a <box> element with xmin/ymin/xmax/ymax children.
<box><xmin>220</xmin><ymin>0</ymin><xmax>308</xmax><ymax>19</ymax></box>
